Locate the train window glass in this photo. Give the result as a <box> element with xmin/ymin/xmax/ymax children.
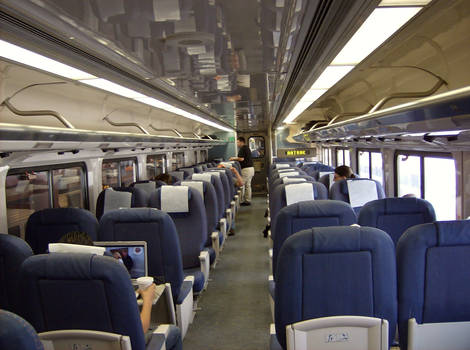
<box><xmin>172</xmin><ymin>152</ymin><xmax>185</xmax><ymax>171</ymax></box>
<box><xmin>102</xmin><ymin>159</ymin><xmax>137</xmax><ymax>188</ymax></box>
<box><xmin>424</xmin><ymin>157</ymin><xmax>456</xmax><ymax>220</ymax></box>
<box><xmin>249</xmin><ymin>136</ymin><xmax>265</xmax><ymax>158</ymax></box>
<box><xmin>336</xmin><ymin>149</ymin><xmax>345</xmax><ymax>166</ymax></box>
<box><xmin>201</xmin><ymin>150</ymin><xmax>208</xmax><ymax>162</ymax></box>
<box><xmin>102</xmin><ymin>161</ymin><xmax>120</xmax><ymax>188</ymax></box>
<box><xmin>344</xmin><ymin>150</ymin><xmax>351</xmax><ymax>166</ymax></box>
<box><xmin>397</xmin><ymin>154</ymin><xmax>421</xmax><ymax>197</ymax></box>
<box><xmin>146</xmin><ymin>154</ymin><xmax>166</xmax><ymax>179</ymax></box>
<box><xmin>52</xmin><ymin>167</ymin><xmax>85</xmax><ymax>208</ymax></box>
<box><xmin>6</xmin><ymin>171</ymin><xmax>50</xmax><ymax>237</ymax></box>
<box><xmin>120</xmin><ymin>160</ymin><xmax>136</xmax><ymax>187</ymax></box>
<box><xmin>328</xmin><ymin>148</ymin><xmax>332</xmax><ymax>166</ymax></box>
<box><xmin>371</xmin><ymin>152</ymin><xmax>383</xmax><ymax>186</ymax></box>
<box><xmin>322</xmin><ymin>148</ymin><xmax>328</xmax><ymax>165</ymax></box>
<box><xmin>194</xmin><ymin>151</ymin><xmax>198</xmax><ymax>165</ymax></box>
<box><xmin>358</xmin><ymin>151</ymin><xmax>370</xmax><ymax>178</ymax></box>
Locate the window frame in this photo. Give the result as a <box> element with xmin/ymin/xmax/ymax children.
<box><xmin>146</xmin><ymin>154</ymin><xmax>166</xmax><ymax>179</ymax></box>
<box><xmin>357</xmin><ymin>148</ymin><xmax>383</xmax><ymax>182</ymax></box>
<box><xmin>335</xmin><ymin>147</ymin><xmax>351</xmax><ymax>167</ymax></box>
<box><xmin>102</xmin><ymin>157</ymin><xmax>138</xmax><ymax>188</ymax></box>
<box><xmin>172</xmin><ymin>152</ymin><xmax>185</xmax><ymax>171</ymax></box>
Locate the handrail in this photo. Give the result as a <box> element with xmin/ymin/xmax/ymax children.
<box><xmin>103</xmin><ymin>116</ymin><xmax>150</xmax><ymax>135</ymax></box>
<box><xmin>308</xmin><ymin>121</ymin><xmax>328</xmax><ymax>131</ymax></box>
<box><xmin>327</xmin><ymin>109</ymin><xmax>371</xmax><ymax>126</ymax></box>
<box><xmin>148</xmin><ymin>125</ymin><xmax>183</xmax><ymax>138</ymax></box>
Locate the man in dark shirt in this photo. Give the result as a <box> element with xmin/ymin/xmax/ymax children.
<box><xmin>230</xmin><ymin>137</ymin><xmax>255</xmax><ymax>205</ymax></box>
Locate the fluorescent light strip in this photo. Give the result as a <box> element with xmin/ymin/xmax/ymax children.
<box><xmin>283</xmin><ymin>5</ymin><xmax>423</xmax><ymax>124</ymax></box>
<box><xmin>0</xmin><ymin>39</ymin><xmax>96</xmax><ymax>80</ymax></box>
<box><xmin>0</xmin><ymin>40</ymin><xmax>233</xmax><ymax>132</ymax></box>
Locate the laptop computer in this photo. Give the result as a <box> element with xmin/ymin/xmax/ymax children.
<box><xmin>94</xmin><ymin>241</ymin><xmax>148</xmax><ymax>282</ymax></box>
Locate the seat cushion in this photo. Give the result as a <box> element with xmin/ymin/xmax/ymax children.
<box><xmin>175</xmin><ymin>280</ymin><xmax>193</xmax><ymax>305</ymax></box>
<box><xmin>184</xmin><ymin>268</ymin><xmax>205</xmax><ymax>294</ymax></box>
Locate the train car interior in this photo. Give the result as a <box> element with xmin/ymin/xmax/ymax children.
<box><xmin>1</xmin><ymin>0</ymin><xmax>470</xmax><ymax>349</ymax></box>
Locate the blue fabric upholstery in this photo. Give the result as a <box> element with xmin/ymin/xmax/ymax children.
<box><xmin>184</xmin><ymin>268</ymin><xmax>205</xmax><ymax>294</ymax></box>
<box><xmin>165</xmin><ymin>325</ymin><xmax>183</xmax><ymax>350</ymax></box>
<box><xmin>192</xmin><ymin>174</ymin><xmax>225</xmax><ymax>221</ymax></box>
<box><xmin>358</xmin><ymin>197</ymin><xmax>436</xmax><ymax>246</ymax></box>
<box><xmin>269</xmin><ymin>182</ymin><xmax>328</xmax><ymax>234</ymax></box>
<box><xmin>149</xmin><ymin>188</ymin><xmax>207</xmax><ymax>270</ymax></box>
<box><xmin>300</xmin><ymin>163</ymin><xmax>334</xmax><ymax>180</ymax></box>
<box><xmin>269</xmin><ymin>168</ymin><xmax>306</xmax><ymax>182</ymax></box>
<box><xmin>0</xmin><ymin>310</ymin><xmax>43</xmax><ymax>350</ymax></box>
<box><xmin>193</xmin><ymin>165</ymin><xmax>203</xmax><ymax>173</ymax></box>
<box><xmin>329</xmin><ymin>178</ymin><xmax>385</xmax><ymax>213</ymax></box>
<box><xmin>25</xmin><ymin>208</ymin><xmax>99</xmax><ymax>254</ymax></box>
<box><xmin>0</xmin><ymin>235</ymin><xmax>33</xmax><ymax>314</ymax></box>
<box><xmin>208</xmin><ymin>170</ymin><xmax>231</xmax><ymax>209</ymax></box>
<box><xmin>318</xmin><ymin>173</ymin><xmax>333</xmax><ymax>189</ymax></box>
<box><xmin>269</xmin><ymin>175</ymin><xmax>314</xmax><ymax>195</ymax></box>
<box><xmin>98</xmin><ymin>208</ymin><xmax>185</xmax><ymax>304</ymax></box>
<box><xmin>20</xmin><ymin>253</ymin><xmax>146</xmax><ymax>350</ymax></box>
<box><xmin>275</xmin><ymin>226</ymin><xmax>397</xmax><ymax>349</ymax></box>
<box><xmin>96</xmin><ymin>187</ymin><xmax>149</xmax><ymax>220</ymax></box>
<box><xmin>178</xmin><ymin>168</ymin><xmax>195</xmax><ymax>177</ymax></box>
<box><xmin>169</xmin><ymin>171</ymin><xmax>185</xmax><ymax>182</ymax></box>
<box><xmin>272</xmin><ymin>200</ymin><xmax>357</xmax><ymax>278</ymax></box>
<box><xmin>397</xmin><ymin>220</ymin><xmax>470</xmax><ymax>350</ymax></box>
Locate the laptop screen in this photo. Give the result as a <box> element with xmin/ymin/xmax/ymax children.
<box><xmin>94</xmin><ymin>241</ymin><xmax>147</xmax><ymax>279</ymax></box>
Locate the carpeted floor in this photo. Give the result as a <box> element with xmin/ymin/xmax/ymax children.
<box><xmin>183</xmin><ymin>195</ymin><xmax>271</xmax><ymax>350</ymax></box>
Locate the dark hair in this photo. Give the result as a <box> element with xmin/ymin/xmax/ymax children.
<box><xmin>237</xmin><ymin>136</ymin><xmax>246</xmax><ymax>143</ymax></box>
<box><xmin>59</xmin><ymin>231</ymin><xmax>94</xmax><ymax>246</ymax></box>
<box><xmin>155</xmin><ymin>173</ymin><xmax>172</xmax><ymax>184</ymax></box>
<box><xmin>334</xmin><ymin>165</ymin><xmax>355</xmax><ymax>179</ymax></box>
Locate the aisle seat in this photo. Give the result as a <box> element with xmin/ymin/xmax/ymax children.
<box><xmin>0</xmin><ymin>310</ymin><xmax>44</xmax><ymax>350</ymax></box>
<box><xmin>96</xmin><ymin>187</ymin><xmax>148</xmax><ymax>220</ymax></box>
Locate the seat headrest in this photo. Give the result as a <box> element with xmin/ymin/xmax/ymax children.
<box><xmin>277</xmin><ymin>168</ymin><xmax>296</xmax><ymax>173</ymax></box>
<box><xmin>169</xmin><ymin>171</ymin><xmax>184</xmax><ymax>182</ymax></box>
<box><xmin>181</xmin><ymin>181</ymin><xmax>204</xmax><ymax>200</ymax></box>
<box><xmin>48</xmin><ymin>243</ymin><xmax>105</xmax><ymax>255</ymax></box>
<box><xmin>192</xmin><ymin>173</ymin><xmax>214</xmax><ymax>182</ymax></box>
<box><xmin>279</xmin><ymin>171</ymin><xmax>299</xmax><ymax>178</ymax></box>
<box><xmin>282</xmin><ymin>177</ymin><xmax>306</xmax><ymax>184</ymax></box>
<box><xmin>103</xmin><ymin>188</ymin><xmax>132</xmax><ymax>214</ymax></box>
<box><xmin>319</xmin><ymin>171</ymin><xmax>333</xmax><ymax>178</ymax></box>
<box><xmin>347</xmin><ymin>179</ymin><xmax>378</xmax><ymax>208</ymax></box>
<box><xmin>204</xmin><ymin>171</ymin><xmax>220</xmax><ymax>178</ymax></box>
<box><xmin>276</xmin><ymin>163</ymin><xmax>290</xmax><ymax>169</ymax></box>
<box><xmin>285</xmin><ymin>183</ymin><xmax>314</xmax><ymax>206</ymax></box>
<box><xmin>133</xmin><ymin>181</ymin><xmax>156</xmax><ymax>193</ymax></box>
<box><xmin>161</xmin><ymin>186</ymin><xmax>189</xmax><ymax>213</ymax></box>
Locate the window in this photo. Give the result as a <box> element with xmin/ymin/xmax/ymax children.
<box><xmin>146</xmin><ymin>154</ymin><xmax>166</xmax><ymax>179</ymax></box>
<box><xmin>201</xmin><ymin>150</ymin><xmax>208</xmax><ymax>162</ymax></box>
<box><xmin>248</xmin><ymin>136</ymin><xmax>265</xmax><ymax>158</ymax></box>
<box><xmin>358</xmin><ymin>150</ymin><xmax>383</xmax><ymax>186</ymax></box>
<box><xmin>172</xmin><ymin>152</ymin><xmax>185</xmax><ymax>171</ymax></box>
<box><xmin>322</xmin><ymin>148</ymin><xmax>332</xmax><ymax>166</ymax></box>
<box><xmin>336</xmin><ymin>149</ymin><xmax>351</xmax><ymax>167</ymax></box>
<box><xmin>194</xmin><ymin>150</ymin><xmax>199</xmax><ymax>165</ymax></box>
<box><xmin>396</xmin><ymin>152</ymin><xmax>456</xmax><ymax>220</ymax></box>
<box><xmin>6</xmin><ymin>164</ymin><xmax>87</xmax><ymax>238</ymax></box>
<box><xmin>102</xmin><ymin>158</ymin><xmax>137</xmax><ymax>188</ymax></box>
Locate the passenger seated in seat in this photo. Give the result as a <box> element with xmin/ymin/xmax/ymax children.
<box><xmin>218</xmin><ymin>164</ymin><xmax>244</xmax><ymax>187</ymax></box>
<box><xmin>59</xmin><ymin>231</ymin><xmax>158</xmax><ymax>335</ymax></box>
<box><xmin>155</xmin><ymin>173</ymin><xmax>172</xmax><ymax>184</ymax></box>
<box><xmin>334</xmin><ymin>165</ymin><xmax>356</xmax><ymax>182</ymax></box>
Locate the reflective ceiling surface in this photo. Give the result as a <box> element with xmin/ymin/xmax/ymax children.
<box><xmin>7</xmin><ymin>0</ymin><xmax>307</xmax><ymax>132</ymax></box>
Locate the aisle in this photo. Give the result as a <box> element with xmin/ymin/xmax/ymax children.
<box><xmin>183</xmin><ymin>195</ymin><xmax>271</xmax><ymax>350</ymax></box>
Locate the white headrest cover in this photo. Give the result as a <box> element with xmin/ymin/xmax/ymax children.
<box><xmin>192</xmin><ymin>173</ymin><xmax>214</xmax><ymax>182</ymax></box>
<box><xmin>103</xmin><ymin>188</ymin><xmax>132</xmax><ymax>214</ymax></box>
<box><xmin>134</xmin><ymin>181</ymin><xmax>156</xmax><ymax>193</ymax></box>
<box><xmin>48</xmin><ymin>243</ymin><xmax>105</xmax><ymax>255</ymax></box>
<box><xmin>161</xmin><ymin>186</ymin><xmax>189</xmax><ymax>213</ymax></box>
<box><xmin>278</xmin><ymin>168</ymin><xmax>295</xmax><ymax>173</ymax></box>
<box><xmin>285</xmin><ymin>183</ymin><xmax>315</xmax><ymax>206</ymax></box>
<box><xmin>220</xmin><ymin>162</ymin><xmax>233</xmax><ymax>169</ymax></box>
<box><xmin>347</xmin><ymin>180</ymin><xmax>378</xmax><ymax>208</ymax></box>
<box><xmin>282</xmin><ymin>177</ymin><xmax>307</xmax><ymax>184</ymax></box>
<box><xmin>276</xmin><ymin>164</ymin><xmax>290</xmax><ymax>169</ymax></box>
<box><xmin>181</xmin><ymin>181</ymin><xmax>204</xmax><ymax>200</ymax></box>
<box><xmin>319</xmin><ymin>171</ymin><xmax>333</xmax><ymax>178</ymax></box>
<box><xmin>205</xmin><ymin>171</ymin><xmax>221</xmax><ymax>177</ymax></box>
<box><xmin>279</xmin><ymin>171</ymin><xmax>299</xmax><ymax>178</ymax></box>
<box><xmin>329</xmin><ymin>173</ymin><xmax>335</xmax><ymax>189</ymax></box>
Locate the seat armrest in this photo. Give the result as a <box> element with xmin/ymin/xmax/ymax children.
<box><xmin>211</xmin><ymin>231</ymin><xmax>220</xmax><ymax>261</ymax></box>
<box><xmin>231</xmin><ymin>200</ymin><xmax>236</xmax><ymax>216</ymax></box>
<box><xmin>199</xmin><ymin>250</ymin><xmax>210</xmax><ymax>289</ymax></box>
<box><xmin>269</xmin><ymin>324</ymin><xmax>283</xmax><ymax>350</ymax></box>
<box><xmin>219</xmin><ymin>218</ymin><xmax>227</xmax><ymax>239</ymax></box>
<box><xmin>226</xmin><ymin>209</ymin><xmax>232</xmax><ymax>229</ymax></box>
<box><xmin>40</xmin><ymin>330</ymin><xmax>132</xmax><ymax>350</ymax></box>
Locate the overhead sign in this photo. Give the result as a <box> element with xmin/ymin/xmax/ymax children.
<box><xmin>277</xmin><ymin>148</ymin><xmax>316</xmax><ymax>158</ymax></box>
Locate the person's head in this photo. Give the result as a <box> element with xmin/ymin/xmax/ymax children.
<box><xmin>155</xmin><ymin>173</ymin><xmax>172</xmax><ymax>184</ymax></box>
<box><xmin>59</xmin><ymin>231</ymin><xmax>94</xmax><ymax>246</ymax></box>
<box><xmin>237</xmin><ymin>136</ymin><xmax>246</xmax><ymax>147</ymax></box>
<box><xmin>333</xmin><ymin>165</ymin><xmax>355</xmax><ymax>182</ymax></box>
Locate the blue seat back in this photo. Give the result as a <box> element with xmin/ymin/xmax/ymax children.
<box><xmin>149</xmin><ymin>187</ymin><xmax>207</xmax><ymax>269</ymax></box>
<box><xmin>269</xmin><ymin>182</ymin><xmax>328</xmax><ymax>233</ymax></box>
<box><xmin>329</xmin><ymin>178</ymin><xmax>385</xmax><ymax>213</ymax></box>
<box><xmin>397</xmin><ymin>220</ymin><xmax>470</xmax><ymax>350</ymax></box>
<box><xmin>358</xmin><ymin>197</ymin><xmax>436</xmax><ymax>246</ymax></box>
<box><xmin>269</xmin><ymin>168</ymin><xmax>305</xmax><ymax>182</ymax></box>
<box><xmin>96</xmin><ymin>187</ymin><xmax>148</xmax><ymax>220</ymax></box>
<box><xmin>179</xmin><ymin>168</ymin><xmax>195</xmax><ymax>177</ymax></box>
<box><xmin>98</xmin><ymin>208</ymin><xmax>184</xmax><ymax>302</ymax></box>
<box><xmin>0</xmin><ymin>310</ymin><xmax>44</xmax><ymax>350</ymax></box>
<box><xmin>275</xmin><ymin>226</ymin><xmax>397</xmax><ymax>349</ymax></box>
<box><xmin>301</xmin><ymin>163</ymin><xmax>334</xmax><ymax>180</ymax></box>
<box><xmin>193</xmin><ymin>165</ymin><xmax>203</xmax><ymax>173</ymax></box>
<box><xmin>25</xmin><ymin>208</ymin><xmax>99</xmax><ymax>254</ymax></box>
<box><xmin>269</xmin><ymin>175</ymin><xmax>314</xmax><ymax>194</ymax></box>
<box><xmin>208</xmin><ymin>170</ymin><xmax>231</xmax><ymax>209</ymax></box>
<box><xmin>20</xmin><ymin>253</ymin><xmax>146</xmax><ymax>350</ymax></box>
<box><xmin>191</xmin><ymin>173</ymin><xmax>224</xmax><ymax>220</ymax></box>
<box><xmin>272</xmin><ymin>200</ymin><xmax>357</xmax><ymax>278</ymax></box>
<box><xmin>0</xmin><ymin>235</ymin><xmax>33</xmax><ymax>313</ymax></box>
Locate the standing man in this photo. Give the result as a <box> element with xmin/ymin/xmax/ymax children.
<box><xmin>230</xmin><ymin>136</ymin><xmax>254</xmax><ymax>206</ymax></box>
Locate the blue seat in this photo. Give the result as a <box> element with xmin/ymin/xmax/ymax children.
<box><xmin>0</xmin><ymin>310</ymin><xmax>44</xmax><ymax>350</ymax></box>
<box><xmin>25</xmin><ymin>208</ymin><xmax>99</xmax><ymax>254</ymax></box>
<box><xmin>397</xmin><ymin>220</ymin><xmax>470</xmax><ymax>350</ymax></box>
<box><xmin>269</xmin><ymin>182</ymin><xmax>328</xmax><ymax>234</ymax></box>
<box><xmin>330</xmin><ymin>178</ymin><xmax>385</xmax><ymax>214</ymax></box>
<box><xmin>274</xmin><ymin>226</ymin><xmax>397</xmax><ymax>349</ymax></box>
<box><xmin>269</xmin><ymin>175</ymin><xmax>314</xmax><ymax>195</ymax></box>
<box><xmin>272</xmin><ymin>200</ymin><xmax>357</xmax><ymax>279</ymax></box>
<box><xmin>178</xmin><ymin>167</ymin><xmax>194</xmax><ymax>177</ymax></box>
<box><xmin>300</xmin><ymin>163</ymin><xmax>334</xmax><ymax>180</ymax></box>
<box><xmin>96</xmin><ymin>187</ymin><xmax>149</xmax><ymax>220</ymax></box>
<box><xmin>358</xmin><ymin>197</ymin><xmax>436</xmax><ymax>246</ymax></box>
<box><xmin>207</xmin><ymin>169</ymin><xmax>234</xmax><ymax>229</ymax></box>
<box><xmin>20</xmin><ymin>253</ymin><xmax>181</xmax><ymax>350</ymax></box>
<box><xmin>130</xmin><ymin>180</ymin><xmax>158</xmax><ymax>193</ymax></box>
<box><xmin>193</xmin><ymin>165</ymin><xmax>203</xmax><ymax>173</ymax></box>
<box><xmin>98</xmin><ymin>208</ymin><xmax>194</xmax><ymax>338</ymax></box>
<box><xmin>168</xmin><ymin>171</ymin><xmax>185</xmax><ymax>182</ymax></box>
<box><xmin>149</xmin><ymin>186</ymin><xmax>209</xmax><ymax>294</ymax></box>
<box><xmin>269</xmin><ymin>168</ymin><xmax>306</xmax><ymax>182</ymax></box>
<box><xmin>0</xmin><ymin>235</ymin><xmax>33</xmax><ymax>314</ymax></box>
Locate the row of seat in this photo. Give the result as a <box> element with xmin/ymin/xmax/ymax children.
<box><xmin>271</xmin><ymin>220</ymin><xmax>470</xmax><ymax>350</ymax></box>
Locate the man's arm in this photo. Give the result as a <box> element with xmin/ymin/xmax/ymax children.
<box><xmin>138</xmin><ymin>283</ymin><xmax>157</xmax><ymax>332</ymax></box>
<box><xmin>230</xmin><ymin>167</ymin><xmax>244</xmax><ymax>187</ymax></box>
<box><xmin>229</xmin><ymin>156</ymin><xmax>244</xmax><ymax>161</ymax></box>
